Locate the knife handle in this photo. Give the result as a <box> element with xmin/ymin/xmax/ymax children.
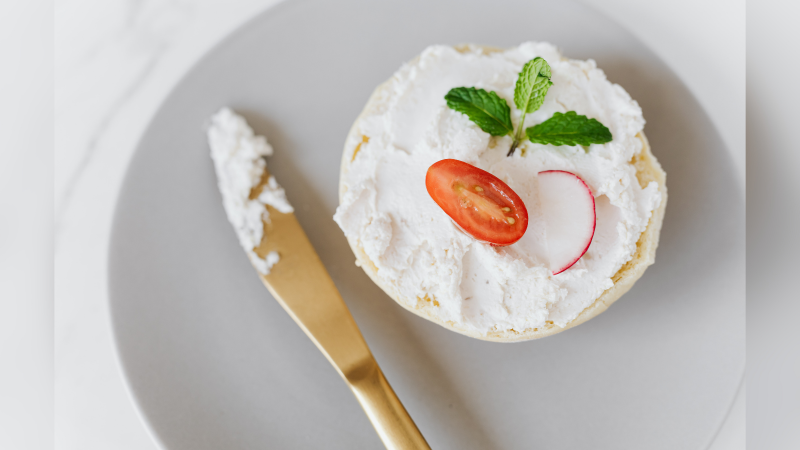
<box><xmin>346</xmin><ymin>359</ymin><xmax>431</xmax><ymax>450</ymax></box>
<box><xmin>256</xmin><ymin>208</ymin><xmax>429</xmax><ymax>448</ymax></box>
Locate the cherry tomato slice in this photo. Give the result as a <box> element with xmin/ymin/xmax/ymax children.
<box><xmin>425</xmin><ymin>159</ymin><xmax>528</xmax><ymax>246</ymax></box>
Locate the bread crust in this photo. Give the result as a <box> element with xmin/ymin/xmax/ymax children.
<box><xmin>338</xmin><ymin>45</ymin><xmax>667</xmax><ymax>342</ymax></box>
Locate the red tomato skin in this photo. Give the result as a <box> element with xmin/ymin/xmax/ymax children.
<box><xmin>425</xmin><ymin>159</ymin><xmax>528</xmax><ymax>246</ymax></box>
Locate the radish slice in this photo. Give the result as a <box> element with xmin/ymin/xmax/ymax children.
<box><xmin>537</xmin><ymin>170</ymin><xmax>596</xmax><ymax>275</ymax></box>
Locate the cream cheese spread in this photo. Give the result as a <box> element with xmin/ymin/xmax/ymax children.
<box><xmin>334</xmin><ymin>43</ymin><xmax>662</xmax><ymax>334</ymax></box>
<box><xmin>208</xmin><ymin>107</ymin><xmax>293</xmax><ymax>274</ymax></box>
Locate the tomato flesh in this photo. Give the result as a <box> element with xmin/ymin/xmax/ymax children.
<box><xmin>425</xmin><ymin>159</ymin><xmax>528</xmax><ymax>246</ymax></box>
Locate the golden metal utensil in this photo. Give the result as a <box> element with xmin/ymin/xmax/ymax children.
<box><xmin>249</xmin><ymin>195</ymin><xmax>430</xmax><ymax>449</ymax></box>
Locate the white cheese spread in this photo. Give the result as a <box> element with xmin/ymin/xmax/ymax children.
<box><xmin>208</xmin><ymin>107</ymin><xmax>293</xmax><ymax>274</ymax></box>
<box><xmin>334</xmin><ymin>43</ymin><xmax>661</xmax><ymax>334</ymax></box>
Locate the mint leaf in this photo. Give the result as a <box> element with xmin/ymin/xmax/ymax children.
<box><xmin>525</xmin><ymin>111</ymin><xmax>613</xmax><ymax>146</ymax></box>
<box><xmin>445</xmin><ymin>87</ymin><xmax>513</xmax><ymax>136</ymax></box>
<box><xmin>508</xmin><ymin>57</ymin><xmax>553</xmax><ymax>156</ymax></box>
<box><xmin>514</xmin><ymin>57</ymin><xmax>553</xmax><ymax>113</ymax></box>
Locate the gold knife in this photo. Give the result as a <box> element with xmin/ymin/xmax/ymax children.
<box><xmin>249</xmin><ymin>178</ymin><xmax>430</xmax><ymax>449</ymax></box>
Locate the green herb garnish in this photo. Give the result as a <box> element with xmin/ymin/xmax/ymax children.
<box><xmin>444</xmin><ymin>87</ymin><xmax>513</xmax><ymax>136</ymax></box>
<box><xmin>444</xmin><ymin>57</ymin><xmax>613</xmax><ymax>156</ymax></box>
<box><xmin>510</xmin><ymin>57</ymin><xmax>553</xmax><ymax>155</ymax></box>
<box><xmin>526</xmin><ymin>111</ymin><xmax>613</xmax><ymax>146</ymax></box>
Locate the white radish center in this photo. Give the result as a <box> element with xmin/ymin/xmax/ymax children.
<box><xmin>537</xmin><ymin>171</ymin><xmax>596</xmax><ymax>275</ymax></box>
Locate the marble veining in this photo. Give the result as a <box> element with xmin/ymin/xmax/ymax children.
<box><xmin>55</xmin><ymin>0</ymin><xmax>195</xmax><ymax>244</ymax></box>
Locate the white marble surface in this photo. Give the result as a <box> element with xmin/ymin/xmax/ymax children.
<box><xmin>54</xmin><ymin>0</ymin><xmax>745</xmax><ymax>448</ymax></box>
<box><xmin>1</xmin><ymin>3</ymin><xmax>53</xmax><ymax>450</ymax></box>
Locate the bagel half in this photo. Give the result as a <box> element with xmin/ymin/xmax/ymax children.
<box><xmin>338</xmin><ymin>45</ymin><xmax>667</xmax><ymax>342</ymax></box>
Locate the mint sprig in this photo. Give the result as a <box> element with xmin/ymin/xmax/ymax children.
<box><xmin>526</xmin><ymin>111</ymin><xmax>613</xmax><ymax>147</ymax></box>
<box><xmin>444</xmin><ymin>87</ymin><xmax>513</xmax><ymax>136</ymax></box>
<box><xmin>444</xmin><ymin>56</ymin><xmax>613</xmax><ymax>156</ymax></box>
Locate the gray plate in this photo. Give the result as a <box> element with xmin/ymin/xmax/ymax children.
<box><xmin>108</xmin><ymin>0</ymin><xmax>745</xmax><ymax>448</ymax></box>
